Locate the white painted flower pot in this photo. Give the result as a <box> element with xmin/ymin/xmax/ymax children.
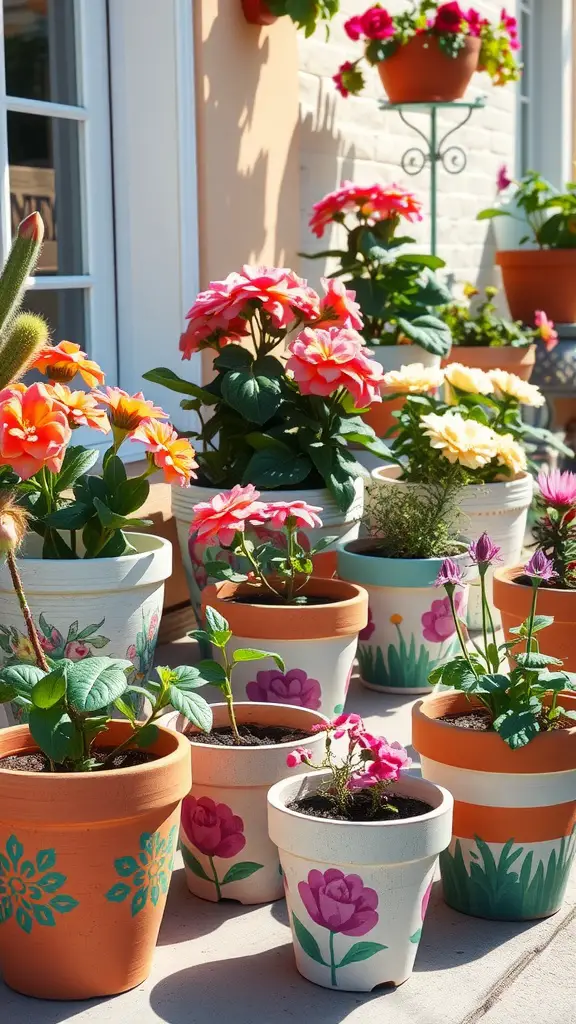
<box><xmin>369</xmin><ymin>344</ymin><xmax>442</xmax><ymax>373</ymax></box>
<box><xmin>337</xmin><ymin>540</ymin><xmax>473</xmax><ymax>695</ymax></box>
<box><xmin>172</xmin><ymin>479</ymin><xmax>364</xmax><ymax>621</ymax></box>
<box><xmin>200</xmin><ymin>577</ymin><xmax>368</xmax><ymax>719</ymax></box>
<box><xmin>0</xmin><ymin>533</ymin><xmax>171</xmax><ymax>729</ymax></box>
<box><xmin>268</xmin><ymin>770</ymin><xmax>453</xmax><ymax>991</ymax></box>
<box><xmin>164</xmin><ymin>703</ymin><xmax>328</xmax><ymax>905</ymax></box>
<box><xmin>370</xmin><ymin>467</ymin><xmax>534</xmax><ymax>629</ymax></box>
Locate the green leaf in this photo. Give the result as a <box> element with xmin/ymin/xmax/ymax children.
<box><xmin>113</xmin><ymin>477</ymin><xmax>150</xmax><ymax>516</ymax></box>
<box><xmin>204</xmin><ymin>561</ymin><xmax>249</xmax><ymax>584</ymax></box>
<box><xmin>173</xmin><ymin>663</ymin><xmax>218</xmax><ymax>688</ymax></box>
<box><xmin>53</xmin><ymin>446</ymin><xmax>100</xmax><ymax>493</ymax></box>
<box><xmin>233</xmin><ymin>648</ymin><xmax>285</xmax><ymax>671</ymax></box>
<box><xmin>493</xmin><ymin>707</ymin><xmax>541</xmax><ymax>749</ymax></box>
<box><xmin>204</xmin><ymin>606</ymin><xmax>230</xmax><ymax>635</ymax></box>
<box><xmin>66</xmin><ymin>657</ymin><xmax>132</xmax><ymax>712</ymax></box>
<box><xmin>136</xmin><ymin>723</ymin><xmax>159</xmax><ymax>747</ymax></box>
<box><xmin>0</xmin><ymin>680</ymin><xmax>16</xmax><ymax>702</ymax></box>
<box><xmin>143</xmin><ymin>367</ymin><xmax>218</xmax><ymax>404</ymax></box>
<box><xmin>93</xmin><ymin>497</ymin><xmax>152</xmax><ymax>532</ymax></box>
<box><xmin>44</xmin><ymin>503</ymin><xmax>94</xmax><ymax>530</ymax></box>
<box><xmin>245</xmin><ymin>431</ymin><xmax>291</xmax><ymax>452</ymax></box>
<box><xmin>42</xmin><ymin>529</ymin><xmax>76</xmax><ymax>559</ymax></box>
<box><xmin>181</xmin><ymin>845</ymin><xmax>211</xmax><ymax>881</ymax></box>
<box><xmin>213</xmin><ymin>346</ymin><xmax>252</xmax><ymax>371</ymax></box>
<box><xmin>31</xmin><ymin>666</ymin><xmax>66</xmax><ymax>709</ymax></box>
<box><xmin>397</xmin><ymin>315</ymin><xmax>452</xmax><ymax>356</ymax></box>
<box><xmin>439</xmin><ymin>660</ymin><xmax>479</xmax><ymax>692</ymax></box>
<box><xmin>221</xmin><ymin>861</ymin><xmax>263</xmax><ymax>885</ymax></box>
<box><xmin>193</xmin><ymin>660</ymin><xmax>227</xmax><ymax>686</ymax></box>
<box><xmin>509</xmin><ymin>615</ymin><xmax>554</xmax><ymax>636</ymax></box>
<box><xmin>292</xmin><ymin>913</ymin><xmax>327</xmax><ymax>966</ymax></box>
<box><xmin>114</xmin><ymin>696</ymin><xmax>137</xmax><ymax>722</ymax></box>
<box><xmin>337</xmin><ymin>941</ymin><xmax>387</xmax><ymax>967</ymax></box>
<box><xmin>516</xmin><ymin>652</ymin><xmax>563</xmax><ymax>669</ymax></box>
<box><xmin>395</xmin><ymin>252</ymin><xmax>445</xmax><ymax>270</ymax></box>
<box><xmin>28</xmin><ymin>707</ymin><xmax>80</xmax><ymax>764</ymax></box>
<box><xmin>168</xmin><ymin>685</ymin><xmax>213</xmax><ymax>732</ymax></box>
<box><xmin>477</xmin><ymin>208</ymin><xmax>511</xmax><ymax>220</ymax></box>
<box><xmin>243</xmin><ymin>448</ymin><xmax>312</xmax><ymax>488</ymax></box>
<box><xmin>221</xmin><ymin>368</ymin><xmax>281</xmax><ymax>425</ymax></box>
<box><xmin>103</xmin><ymin>454</ymin><xmax>127</xmax><ymax>491</ymax></box>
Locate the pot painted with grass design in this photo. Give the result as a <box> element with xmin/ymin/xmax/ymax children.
<box><xmin>337</xmin><ymin>540</ymin><xmax>472</xmax><ymax>695</ymax></box>
<box><xmin>267</xmin><ymin>769</ymin><xmax>453</xmax><ymax>991</ymax></box>
<box><xmin>163</xmin><ymin>703</ymin><xmax>328</xmax><ymax>905</ymax></box>
<box><xmin>413</xmin><ymin>691</ymin><xmax>576</xmax><ymax>921</ymax></box>
<box><xmin>200</xmin><ymin>578</ymin><xmax>368</xmax><ymax>718</ymax></box>
<box><xmin>0</xmin><ymin>721</ymin><xmax>190</xmax><ymax>1000</ymax></box>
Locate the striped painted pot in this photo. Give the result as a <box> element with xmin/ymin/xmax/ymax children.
<box><xmin>412</xmin><ymin>692</ymin><xmax>576</xmax><ymax>922</ymax></box>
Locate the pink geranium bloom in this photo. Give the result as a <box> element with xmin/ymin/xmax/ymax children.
<box><xmin>344</xmin><ymin>14</ymin><xmax>364</xmax><ymax>40</ymax></box>
<box><xmin>286</xmin><ymin>747</ymin><xmax>314</xmax><ymax>768</ymax></box>
<box><xmin>190</xmin><ymin>483</ymin><xmax>266</xmax><ymax>546</ymax></box>
<box><xmin>537</xmin><ymin>469</ymin><xmax>576</xmax><ymax>508</ymax></box>
<box><xmin>351</xmin><ymin>735</ymin><xmax>412</xmax><ymax>788</ymax></box>
<box><xmin>360</xmin><ymin>6</ymin><xmax>395</xmax><ymax>39</ymax></box>
<box><xmin>318</xmin><ymin>278</ymin><xmax>363</xmax><ymax>330</ymax></box>
<box><xmin>184</xmin><ymin>265</ymin><xmax>320</xmax><ymax>335</ymax></box>
<box><xmin>534</xmin><ymin>310</ymin><xmax>559</xmax><ymax>352</ymax></box>
<box><xmin>496</xmin><ymin>163</ymin><xmax>512</xmax><ymax>192</ymax></box>
<box><xmin>0</xmin><ymin>382</ymin><xmax>72</xmax><ymax>480</ymax></box>
<box><xmin>260</xmin><ymin>500</ymin><xmax>323</xmax><ymax>531</ymax></box>
<box><xmin>179</xmin><ymin>315</ymin><xmax>248</xmax><ymax>360</ymax></box>
<box><xmin>309</xmin><ymin>181</ymin><xmax>423</xmax><ymax>238</ymax></box>
<box><xmin>287</xmin><ymin>326</ymin><xmax>384</xmax><ymax>408</ymax></box>
<box><xmin>434</xmin><ymin>1</ymin><xmax>465</xmax><ymax>33</ymax></box>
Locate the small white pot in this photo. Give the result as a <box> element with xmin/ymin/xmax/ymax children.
<box><xmin>369</xmin><ymin>344</ymin><xmax>442</xmax><ymax>372</ymax></box>
<box><xmin>268</xmin><ymin>770</ymin><xmax>453</xmax><ymax>991</ymax></box>
<box><xmin>172</xmin><ymin>479</ymin><xmax>364</xmax><ymax>620</ymax></box>
<box><xmin>164</xmin><ymin>703</ymin><xmax>328</xmax><ymax>905</ymax></box>
<box><xmin>0</xmin><ymin>533</ymin><xmax>171</xmax><ymax>729</ymax></box>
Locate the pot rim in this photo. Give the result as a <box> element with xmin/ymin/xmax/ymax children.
<box><xmin>493</xmin><ymin>564</ymin><xmax>572</xmax><ymax>596</ymax></box>
<box><xmin>15</xmin><ymin>531</ymin><xmax>171</xmax><ymax>567</ymax></box>
<box><xmin>496</xmin><ymin>249</ymin><xmax>576</xmax><ymax>264</ymax></box>
<box><xmin>446</xmin><ymin>342</ymin><xmax>536</xmax><ymax>355</ymax></box>
<box><xmin>386</xmin><ymin>32</ymin><xmax>481</xmax><ymax>58</ymax></box>
<box><xmin>165</xmin><ymin>701</ymin><xmax>329</xmax><ymax>752</ymax></box>
<box><xmin>371</xmin><ymin>464</ymin><xmax>532</xmax><ymax>493</ymax></box>
<box><xmin>337</xmin><ymin>537</ymin><xmax>474</xmax><ymax>589</ymax></box>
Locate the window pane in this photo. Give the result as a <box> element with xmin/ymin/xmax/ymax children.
<box><xmin>3</xmin><ymin>0</ymin><xmax>78</xmax><ymax>105</ymax></box>
<box><xmin>23</xmin><ymin>288</ymin><xmax>86</xmax><ymax>349</ymax></box>
<box><xmin>9</xmin><ymin>111</ymin><xmax>84</xmax><ymax>274</ymax></box>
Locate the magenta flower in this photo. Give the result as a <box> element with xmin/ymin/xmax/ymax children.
<box><xmin>422</xmin><ymin>590</ymin><xmax>465</xmax><ymax>643</ymax></box>
<box><xmin>343</xmin><ymin>14</ymin><xmax>363</xmax><ymax>40</ymax></box>
<box><xmin>524</xmin><ymin>551</ymin><xmax>559</xmax><ymax>584</ymax></box>
<box><xmin>468</xmin><ymin>532</ymin><xmax>501</xmax><ymax>566</ymax></box>
<box><xmin>286</xmin><ymin>747</ymin><xmax>314</xmax><ymax>769</ymax></box>
<box><xmin>537</xmin><ymin>469</ymin><xmax>576</xmax><ymax>509</ymax></box>
<box><xmin>350</xmin><ymin>736</ymin><xmax>411</xmax><ymax>788</ymax></box>
<box><xmin>359</xmin><ymin>605</ymin><xmax>375</xmax><ymax>641</ymax></box>
<box><xmin>497</xmin><ymin>163</ymin><xmax>512</xmax><ymax>192</ymax></box>
<box><xmin>435</xmin><ymin>557</ymin><xmax>463</xmax><ymax>588</ymax></box>
<box><xmin>181</xmin><ymin>796</ymin><xmax>246</xmax><ymax>859</ymax></box>
<box><xmin>298</xmin><ymin>869</ymin><xmax>379</xmax><ymax>936</ymax></box>
<box><xmin>246</xmin><ymin>667</ymin><xmax>321</xmax><ymax>710</ymax></box>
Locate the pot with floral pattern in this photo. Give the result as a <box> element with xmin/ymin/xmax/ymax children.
<box><xmin>0</xmin><ymin>721</ymin><xmax>190</xmax><ymax>999</ymax></box>
<box><xmin>164</xmin><ymin>703</ymin><xmax>328</xmax><ymax>905</ymax></box>
<box><xmin>0</xmin><ymin>533</ymin><xmax>170</xmax><ymax>729</ymax></box>
<box><xmin>337</xmin><ymin>540</ymin><xmax>473</xmax><ymax>695</ymax></box>
<box><xmin>267</xmin><ymin>769</ymin><xmax>453</xmax><ymax>991</ymax></box>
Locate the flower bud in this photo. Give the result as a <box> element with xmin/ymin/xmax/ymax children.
<box><xmin>0</xmin><ymin>513</ymin><xmax>21</xmax><ymax>554</ymax></box>
<box><xmin>18</xmin><ymin>211</ymin><xmax>44</xmax><ymax>243</ymax></box>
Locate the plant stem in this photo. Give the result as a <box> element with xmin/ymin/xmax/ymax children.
<box><xmin>209</xmin><ymin>855</ymin><xmax>222</xmax><ymax>900</ymax></box>
<box><xmin>102</xmin><ymin>709</ymin><xmax>161</xmax><ymax>767</ymax></box>
<box><xmin>6</xmin><ymin>551</ymin><xmax>49</xmax><ymax>671</ymax></box>
<box><xmin>222</xmin><ymin>646</ymin><xmax>242</xmax><ymax>743</ymax></box>
<box><xmin>238</xmin><ymin>534</ymin><xmax>278</xmax><ymax>599</ymax></box>
<box><xmin>447</xmin><ymin>587</ymin><xmax>476</xmax><ymax>674</ymax></box>
<box><xmin>329</xmin><ymin>931</ymin><xmax>337</xmax><ymax>987</ymax></box>
<box><xmin>479</xmin><ymin>568</ymin><xmax>490</xmax><ymax>665</ymax></box>
<box><xmin>526</xmin><ymin>581</ymin><xmax>539</xmax><ymax>655</ymax></box>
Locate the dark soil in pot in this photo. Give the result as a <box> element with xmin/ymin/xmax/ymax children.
<box><xmin>189</xmin><ymin>723</ymin><xmax>314</xmax><ymax>747</ymax></box>
<box><xmin>439</xmin><ymin>710</ymin><xmax>572</xmax><ymax>732</ymax></box>
<box><xmin>0</xmin><ymin>748</ymin><xmax>158</xmax><ymax>772</ymax></box>
<box><xmin>225</xmin><ymin>594</ymin><xmax>340</xmax><ymax>607</ymax></box>
<box><xmin>289</xmin><ymin>791</ymin><xmax>433</xmax><ymax>822</ymax></box>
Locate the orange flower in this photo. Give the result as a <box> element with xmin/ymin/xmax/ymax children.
<box><xmin>132</xmin><ymin>419</ymin><xmax>198</xmax><ymax>487</ymax></box>
<box><xmin>46</xmin><ymin>383</ymin><xmax>111</xmax><ymax>434</ymax></box>
<box><xmin>32</xmin><ymin>341</ymin><xmax>105</xmax><ymax>388</ymax></box>
<box><xmin>93</xmin><ymin>387</ymin><xmax>168</xmax><ymax>433</ymax></box>
<box><xmin>0</xmin><ymin>382</ymin><xmax>72</xmax><ymax>479</ymax></box>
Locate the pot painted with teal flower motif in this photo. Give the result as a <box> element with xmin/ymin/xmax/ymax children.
<box><xmin>337</xmin><ymin>540</ymin><xmax>474</xmax><ymax>695</ymax></box>
<box><xmin>267</xmin><ymin>770</ymin><xmax>453</xmax><ymax>991</ymax></box>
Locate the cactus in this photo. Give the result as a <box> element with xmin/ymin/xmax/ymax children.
<box><xmin>0</xmin><ymin>312</ymin><xmax>49</xmax><ymax>390</ymax></box>
<box><xmin>0</xmin><ymin>212</ymin><xmax>47</xmax><ymax>388</ymax></box>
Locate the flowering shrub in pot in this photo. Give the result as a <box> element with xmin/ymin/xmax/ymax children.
<box><xmin>413</xmin><ymin>541</ymin><xmax>576</xmax><ymax>921</ymax></box>
<box><xmin>192</xmin><ymin>487</ymin><xmax>368</xmax><ymax>717</ymax></box>
<box><xmin>267</xmin><ymin>713</ymin><xmax>453</xmax><ymax>990</ymax></box>
<box><xmin>494</xmin><ymin>469</ymin><xmax>576</xmax><ymax>672</ymax></box>
<box><xmin>334</xmin><ymin>3</ymin><xmax>520</xmax><ymax>103</ymax></box>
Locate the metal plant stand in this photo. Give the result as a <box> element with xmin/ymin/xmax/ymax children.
<box><xmin>381</xmin><ymin>97</ymin><xmax>486</xmax><ymax>255</ymax></box>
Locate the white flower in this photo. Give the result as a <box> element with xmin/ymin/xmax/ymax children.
<box><xmin>495</xmin><ymin>432</ymin><xmax>527</xmax><ymax>475</ymax></box>
<box><xmin>444</xmin><ymin>363</ymin><xmax>493</xmax><ymax>404</ymax></box>
<box><xmin>421</xmin><ymin>411</ymin><xmax>499</xmax><ymax>470</ymax></box>
<box><xmin>383</xmin><ymin>363</ymin><xmax>444</xmax><ymax>394</ymax></box>
<box><xmin>489</xmin><ymin>369</ymin><xmax>545</xmax><ymax>407</ymax></box>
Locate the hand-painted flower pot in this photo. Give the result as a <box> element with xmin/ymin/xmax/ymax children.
<box><xmin>496</xmin><ymin>250</ymin><xmax>576</xmax><ymax>325</ymax></box>
<box><xmin>337</xmin><ymin>540</ymin><xmax>472</xmax><ymax>695</ymax></box>
<box><xmin>0</xmin><ymin>534</ymin><xmax>171</xmax><ymax>729</ymax></box>
<box><xmin>172</xmin><ymin>480</ymin><xmax>364</xmax><ymax>621</ymax></box>
<box><xmin>493</xmin><ymin>566</ymin><xmax>576</xmax><ymax>672</ymax></box>
<box><xmin>267</xmin><ymin>769</ymin><xmax>453</xmax><ymax>991</ymax></box>
<box><xmin>200</xmin><ymin>577</ymin><xmax>368</xmax><ymax>718</ymax></box>
<box><xmin>413</xmin><ymin>692</ymin><xmax>576</xmax><ymax>921</ymax></box>
<box><xmin>164</xmin><ymin>703</ymin><xmax>327</xmax><ymax>905</ymax></box>
<box><xmin>241</xmin><ymin>0</ymin><xmax>278</xmax><ymax>25</ymax></box>
<box><xmin>0</xmin><ymin>722</ymin><xmax>190</xmax><ymax>999</ymax></box>
<box><xmin>371</xmin><ymin>467</ymin><xmax>534</xmax><ymax>629</ymax></box>
<box><xmin>378</xmin><ymin>35</ymin><xmax>481</xmax><ymax>104</ymax></box>
<box><xmin>442</xmin><ymin>344</ymin><xmax>536</xmax><ymax>382</ymax></box>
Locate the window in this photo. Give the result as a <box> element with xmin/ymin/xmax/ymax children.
<box><xmin>517</xmin><ymin>1</ymin><xmax>534</xmax><ymax>176</ymax></box>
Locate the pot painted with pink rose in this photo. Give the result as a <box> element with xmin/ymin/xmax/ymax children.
<box><xmin>337</xmin><ymin>540</ymin><xmax>474</xmax><ymax>695</ymax></box>
<box><xmin>164</xmin><ymin>703</ymin><xmax>328</xmax><ymax>905</ymax></box>
<box><xmin>268</xmin><ymin>770</ymin><xmax>453</xmax><ymax>991</ymax></box>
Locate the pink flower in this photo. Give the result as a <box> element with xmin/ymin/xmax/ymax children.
<box><xmin>333</xmin><ymin>61</ymin><xmax>356</xmax><ymax>99</ymax></box>
<box><xmin>286</xmin><ymin>747</ymin><xmax>314</xmax><ymax>768</ymax></box>
<box><xmin>524</xmin><ymin>550</ymin><xmax>558</xmax><ymax>584</ymax></box>
<box><xmin>309</xmin><ymin>181</ymin><xmax>423</xmax><ymax>238</ymax></box>
<box><xmin>181</xmin><ymin>796</ymin><xmax>246</xmax><ymax>859</ymax></box>
<box><xmin>344</xmin><ymin>14</ymin><xmax>364</xmax><ymax>40</ymax></box>
<box><xmin>534</xmin><ymin>310</ymin><xmax>559</xmax><ymax>352</ymax></box>
<box><xmin>465</xmin><ymin>8</ymin><xmax>485</xmax><ymax>35</ymax></box>
<box><xmin>259</xmin><ymin>500</ymin><xmax>323</xmax><ymax>531</ymax></box>
<box><xmin>538</xmin><ymin>469</ymin><xmax>576</xmax><ymax>508</ymax></box>
<box><xmin>184</xmin><ymin>266</ymin><xmax>320</xmax><ymax>336</ymax></box>
<box><xmin>64</xmin><ymin>640</ymin><xmax>92</xmax><ymax>661</ymax></box>
<box><xmin>190</xmin><ymin>483</ymin><xmax>265</xmax><ymax>546</ymax></box>
<box><xmin>287</xmin><ymin>326</ymin><xmax>384</xmax><ymax>409</ymax></box>
<box><xmin>468</xmin><ymin>532</ymin><xmax>501</xmax><ymax>566</ymax></box>
<box><xmin>434</xmin><ymin>2</ymin><xmax>465</xmax><ymax>33</ymax></box>
<box><xmin>351</xmin><ymin>734</ymin><xmax>411</xmax><ymax>787</ymax></box>
<box><xmin>148</xmin><ymin>611</ymin><xmax>159</xmax><ymax>641</ymax></box>
<box><xmin>126</xmin><ymin>644</ymin><xmax>137</xmax><ymax>660</ymax></box>
<box><xmin>39</xmin><ymin>628</ymin><xmax>61</xmax><ymax>654</ymax></box>
<box><xmin>332</xmin><ymin>713</ymin><xmax>364</xmax><ymax>740</ymax></box>
<box><xmin>421</xmin><ymin>590</ymin><xmax>465</xmax><ymax>643</ymax></box>
<box><xmin>179</xmin><ymin>316</ymin><xmax>248</xmax><ymax>360</ymax></box>
<box><xmin>435</xmin><ymin>558</ymin><xmax>464</xmax><ymax>588</ymax></box>
<box><xmin>360</xmin><ymin>6</ymin><xmax>395</xmax><ymax>40</ymax></box>
<box><xmin>359</xmin><ymin>605</ymin><xmax>375</xmax><ymax>641</ymax></box>
<box><xmin>501</xmin><ymin>8</ymin><xmax>520</xmax><ymax>49</ymax></box>
<box><xmin>318</xmin><ymin>278</ymin><xmax>363</xmax><ymax>330</ymax></box>
<box><xmin>298</xmin><ymin>869</ymin><xmax>379</xmax><ymax>936</ymax></box>
<box><xmin>496</xmin><ymin>163</ymin><xmax>512</xmax><ymax>192</ymax></box>
<box><xmin>246</xmin><ymin>667</ymin><xmax>322</xmax><ymax>710</ymax></box>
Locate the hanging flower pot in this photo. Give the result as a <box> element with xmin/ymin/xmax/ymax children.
<box><xmin>378</xmin><ymin>36</ymin><xmax>481</xmax><ymax>104</ymax></box>
<box><xmin>496</xmin><ymin>250</ymin><xmax>576</xmax><ymax>325</ymax></box>
<box><xmin>241</xmin><ymin>0</ymin><xmax>278</xmax><ymax>25</ymax></box>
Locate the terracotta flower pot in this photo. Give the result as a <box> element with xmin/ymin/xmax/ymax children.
<box><xmin>378</xmin><ymin>35</ymin><xmax>481</xmax><ymax>104</ymax></box>
<box><xmin>493</xmin><ymin>566</ymin><xmax>576</xmax><ymax>672</ymax></box>
<box><xmin>413</xmin><ymin>692</ymin><xmax>576</xmax><ymax>921</ymax></box>
<box><xmin>165</xmin><ymin>703</ymin><xmax>327</xmax><ymax>904</ymax></box>
<box><xmin>442</xmin><ymin>343</ymin><xmax>536</xmax><ymax>382</ymax></box>
<box><xmin>201</xmin><ymin>577</ymin><xmax>368</xmax><ymax>718</ymax></box>
<box><xmin>496</xmin><ymin>250</ymin><xmax>576</xmax><ymax>325</ymax></box>
<box><xmin>0</xmin><ymin>722</ymin><xmax>191</xmax><ymax>999</ymax></box>
<box><xmin>241</xmin><ymin>0</ymin><xmax>278</xmax><ymax>25</ymax></box>
<box><xmin>268</xmin><ymin>769</ymin><xmax>453</xmax><ymax>991</ymax></box>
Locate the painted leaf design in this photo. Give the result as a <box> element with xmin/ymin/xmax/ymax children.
<box><xmin>0</xmin><ymin>852</ymin><xmax>10</xmax><ymax>874</ymax></box>
<box><xmin>338</xmin><ymin>942</ymin><xmax>387</xmax><ymax>967</ymax></box>
<box><xmin>131</xmin><ymin>888</ymin><xmax>147</xmax><ymax>917</ymax></box>
<box><xmin>409</xmin><ymin>927</ymin><xmax>422</xmax><ymax>944</ymax></box>
<box><xmin>181</xmin><ymin>845</ymin><xmax>211</xmax><ymax>882</ymax></box>
<box><xmin>37</xmin><ymin>872</ymin><xmax>66</xmax><ymax>893</ymax></box>
<box><xmin>16</xmin><ymin>907</ymin><xmax>32</xmax><ymax>934</ymax></box>
<box><xmin>36</xmin><ymin>849</ymin><xmax>56</xmax><ymax>872</ymax></box>
<box><xmin>0</xmin><ymin>896</ymin><xmax>12</xmax><ymax>923</ymax></box>
<box><xmin>221</xmin><ymin>862</ymin><xmax>263</xmax><ymax>886</ymax></box>
<box><xmin>105</xmin><ymin>882</ymin><xmax>131</xmax><ymax>903</ymax></box>
<box><xmin>150</xmin><ymin>884</ymin><xmax>160</xmax><ymax>906</ymax></box>
<box><xmin>32</xmin><ymin>903</ymin><xmax>55</xmax><ymax>927</ymax></box>
<box><xmin>114</xmin><ymin>856</ymin><xmax>140</xmax><ymax>877</ymax></box>
<box><xmin>20</xmin><ymin>859</ymin><xmax>35</xmax><ymax>878</ymax></box>
<box><xmin>49</xmin><ymin>894</ymin><xmax>79</xmax><ymax>914</ymax></box>
<box><xmin>292</xmin><ymin>913</ymin><xmax>326</xmax><ymax>966</ymax></box>
<box><xmin>333</xmin><ymin>703</ymin><xmax>344</xmax><ymax>715</ymax></box>
<box><xmin>140</xmin><ymin>833</ymin><xmax>153</xmax><ymax>855</ymax></box>
<box><xmin>7</xmin><ymin>835</ymin><xmax>23</xmax><ymax>869</ymax></box>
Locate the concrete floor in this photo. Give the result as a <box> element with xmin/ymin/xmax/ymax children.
<box><xmin>2</xmin><ymin>637</ymin><xmax>575</xmax><ymax>1023</ymax></box>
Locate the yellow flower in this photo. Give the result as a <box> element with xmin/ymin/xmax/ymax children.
<box><xmin>444</xmin><ymin>363</ymin><xmax>493</xmax><ymax>404</ymax></box>
<box><xmin>421</xmin><ymin>411</ymin><xmax>499</xmax><ymax>470</ymax></box>
<box><xmin>383</xmin><ymin>363</ymin><xmax>444</xmax><ymax>394</ymax></box>
<box><xmin>390</xmin><ymin>614</ymin><xmax>403</xmax><ymax>625</ymax></box>
<box><xmin>495</xmin><ymin>432</ymin><xmax>527</xmax><ymax>475</ymax></box>
<box><xmin>489</xmin><ymin>370</ymin><xmax>545</xmax><ymax>408</ymax></box>
<box><xmin>463</xmin><ymin>282</ymin><xmax>479</xmax><ymax>298</ymax></box>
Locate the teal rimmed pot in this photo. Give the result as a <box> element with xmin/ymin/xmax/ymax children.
<box><xmin>336</xmin><ymin>540</ymin><xmax>474</xmax><ymax>695</ymax></box>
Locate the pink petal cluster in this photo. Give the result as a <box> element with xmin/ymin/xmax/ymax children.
<box><xmin>433</xmin><ymin>1</ymin><xmax>465</xmax><ymax>33</ymax></box>
<box><xmin>349</xmin><ymin>735</ymin><xmax>412</xmax><ymax>789</ymax></box>
<box><xmin>286</xmin><ymin>747</ymin><xmax>314</xmax><ymax>769</ymax></box>
<box><xmin>179</xmin><ymin>316</ymin><xmax>247</xmax><ymax>360</ymax></box>
<box><xmin>287</xmin><ymin>326</ymin><xmax>384</xmax><ymax>409</ymax></box>
<box><xmin>538</xmin><ymin>469</ymin><xmax>576</xmax><ymax>509</ymax></box>
<box><xmin>496</xmin><ymin>163</ymin><xmax>512</xmax><ymax>192</ymax></box>
<box><xmin>534</xmin><ymin>310</ymin><xmax>559</xmax><ymax>352</ymax></box>
<box><xmin>190</xmin><ymin>483</ymin><xmax>265</xmax><ymax>546</ymax></box>
<box><xmin>318</xmin><ymin>278</ymin><xmax>363</xmax><ymax>330</ymax></box>
<box><xmin>345</xmin><ymin>6</ymin><xmax>395</xmax><ymax>41</ymax></box>
<box><xmin>260</xmin><ymin>500</ymin><xmax>323</xmax><ymax>531</ymax></box>
<box><xmin>309</xmin><ymin>181</ymin><xmax>423</xmax><ymax>238</ymax></box>
<box><xmin>500</xmin><ymin>7</ymin><xmax>520</xmax><ymax>50</ymax></box>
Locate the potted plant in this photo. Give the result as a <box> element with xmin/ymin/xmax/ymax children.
<box><xmin>478</xmin><ymin>171</ymin><xmax>576</xmax><ymax>324</ymax></box>
<box><xmin>413</xmin><ymin>541</ymin><xmax>576</xmax><ymax>921</ymax></box>
<box><xmin>333</xmin><ymin>3</ymin><xmax>520</xmax><ymax>103</ymax></box>
<box><xmin>337</xmin><ymin>476</ymin><xmax>475</xmax><ymax>694</ymax></box>
<box><xmin>303</xmin><ymin>179</ymin><xmax>451</xmax><ymax>440</ymax></box>
<box><xmin>164</xmin><ymin>608</ymin><xmax>328</xmax><ymax>905</ymax></box>
<box><xmin>242</xmin><ymin>0</ymin><xmax>339</xmax><ymax>34</ymax></box>
<box><xmin>267</xmin><ymin>712</ymin><xmax>453</xmax><ymax>990</ymax></box>
<box><xmin>441</xmin><ymin>284</ymin><xmax>559</xmax><ymax>381</ymax></box>
<box><xmin>494</xmin><ymin>469</ymin><xmax>576</xmax><ymax>672</ymax></box>
<box><xmin>145</xmin><ymin>268</ymin><xmax>391</xmax><ymax>615</ymax></box>
<box><xmin>191</xmin><ymin>487</ymin><xmax>367</xmax><ymax>717</ymax></box>
<box><xmin>370</xmin><ymin>361</ymin><xmax>570</xmax><ymax>626</ymax></box>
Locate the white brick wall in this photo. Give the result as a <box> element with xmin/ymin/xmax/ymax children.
<box><xmin>298</xmin><ymin>1</ymin><xmax>519</xmax><ymax>296</ymax></box>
